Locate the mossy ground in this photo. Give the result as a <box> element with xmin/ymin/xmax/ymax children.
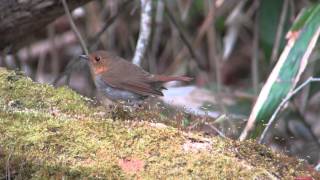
<box><xmin>0</xmin><ymin>68</ymin><xmax>318</xmax><ymax>179</ymax></box>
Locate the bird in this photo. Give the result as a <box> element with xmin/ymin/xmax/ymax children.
<box><xmin>79</xmin><ymin>51</ymin><xmax>192</xmax><ymax>105</ymax></box>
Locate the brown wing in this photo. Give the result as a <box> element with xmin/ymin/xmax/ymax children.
<box><xmin>101</xmin><ymin>59</ymin><xmax>163</xmax><ymax>96</ymax></box>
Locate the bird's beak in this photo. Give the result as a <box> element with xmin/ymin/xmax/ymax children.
<box><xmin>79</xmin><ymin>54</ymin><xmax>89</xmax><ymax>61</ymax></box>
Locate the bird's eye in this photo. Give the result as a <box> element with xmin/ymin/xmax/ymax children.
<box><xmin>95</xmin><ymin>56</ymin><xmax>101</xmax><ymax>62</ymax></box>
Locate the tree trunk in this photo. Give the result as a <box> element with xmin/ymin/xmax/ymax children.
<box><xmin>0</xmin><ymin>0</ymin><xmax>92</xmax><ymax>51</ymax></box>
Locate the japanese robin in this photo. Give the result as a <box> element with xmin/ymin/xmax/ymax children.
<box><xmin>80</xmin><ymin>51</ymin><xmax>192</xmax><ymax>105</ymax></box>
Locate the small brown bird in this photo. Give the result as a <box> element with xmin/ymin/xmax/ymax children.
<box><xmin>80</xmin><ymin>51</ymin><xmax>192</xmax><ymax>105</ymax></box>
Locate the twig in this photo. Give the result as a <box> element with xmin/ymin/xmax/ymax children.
<box><xmin>206</xmin><ymin>0</ymin><xmax>226</xmax><ymax>113</ymax></box>
<box><xmin>54</xmin><ymin>1</ymin><xmax>130</xmax><ymax>87</ymax></box>
<box><xmin>206</xmin><ymin>123</ymin><xmax>227</xmax><ymax>139</ymax></box>
<box><xmin>132</xmin><ymin>0</ymin><xmax>153</xmax><ymax>66</ymax></box>
<box><xmin>251</xmin><ymin>3</ymin><xmax>260</xmax><ymax>95</ymax></box>
<box><xmin>54</xmin><ymin>1</ymin><xmax>131</xmax><ymax>86</ymax></box>
<box><xmin>6</xmin><ymin>147</ymin><xmax>14</xmax><ymax>180</ymax></box>
<box><xmin>293</xmin><ymin>109</ymin><xmax>320</xmax><ymax>149</ymax></box>
<box><xmin>150</xmin><ymin>0</ymin><xmax>164</xmax><ymax>73</ymax></box>
<box><xmin>53</xmin><ymin>55</ymin><xmax>88</xmax><ymax>86</ymax></box>
<box><xmin>270</xmin><ymin>0</ymin><xmax>289</xmax><ymax>62</ymax></box>
<box><xmin>61</xmin><ymin>0</ymin><xmax>89</xmax><ymax>55</ymax></box>
<box><xmin>48</xmin><ymin>24</ymin><xmax>60</xmax><ymax>82</ymax></box>
<box><xmin>298</xmin><ymin>64</ymin><xmax>314</xmax><ymax>113</ymax></box>
<box><xmin>204</xmin><ymin>0</ymin><xmax>216</xmax><ymax>72</ymax></box>
<box><xmin>194</xmin><ymin>1</ymin><xmax>215</xmax><ymax>47</ymax></box>
<box><xmin>35</xmin><ymin>51</ymin><xmax>46</xmax><ymax>83</ymax></box>
<box><xmin>259</xmin><ymin>77</ymin><xmax>320</xmax><ymax>144</ymax></box>
<box><xmin>289</xmin><ymin>0</ymin><xmax>295</xmax><ymax>21</ymax></box>
<box><xmin>222</xmin><ymin>0</ymin><xmax>248</xmax><ymax>60</ymax></box>
<box><xmin>164</xmin><ymin>2</ymin><xmax>199</xmax><ymax>62</ymax></box>
<box><xmin>90</xmin><ymin>0</ymin><xmax>132</xmax><ymax>51</ymax></box>
<box><xmin>54</xmin><ymin>0</ymin><xmax>90</xmax><ymax>87</ymax></box>
<box><xmin>23</xmin><ymin>46</ymin><xmax>33</xmax><ymax>78</ymax></box>
<box><xmin>177</xmin><ymin>0</ymin><xmax>192</xmax><ymax>21</ymax></box>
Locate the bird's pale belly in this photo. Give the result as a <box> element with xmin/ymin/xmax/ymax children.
<box><xmin>95</xmin><ymin>76</ymin><xmax>147</xmax><ymax>104</ymax></box>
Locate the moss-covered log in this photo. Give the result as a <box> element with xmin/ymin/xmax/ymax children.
<box><xmin>0</xmin><ymin>68</ymin><xmax>318</xmax><ymax>179</ymax></box>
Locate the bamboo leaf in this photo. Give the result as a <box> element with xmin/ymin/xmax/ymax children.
<box><xmin>240</xmin><ymin>4</ymin><xmax>320</xmax><ymax>140</ymax></box>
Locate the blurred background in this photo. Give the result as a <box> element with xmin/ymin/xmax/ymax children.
<box><xmin>0</xmin><ymin>0</ymin><xmax>320</xmax><ymax>166</ymax></box>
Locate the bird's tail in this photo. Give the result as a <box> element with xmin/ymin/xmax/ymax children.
<box><xmin>153</xmin><ymin>75</ymin><xmax>193</xmax><ymax>82</ymax></box>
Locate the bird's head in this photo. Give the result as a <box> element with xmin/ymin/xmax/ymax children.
<box><xmin>80</xmin><ymin>51</ymin><xmax>115</xmax><ymax>75</ymax></box>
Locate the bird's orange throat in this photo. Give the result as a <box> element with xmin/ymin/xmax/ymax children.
<box><xmin>94</xmin><ymin>65</ymin><xmax>108</xmax><ymax>75</ymax></box>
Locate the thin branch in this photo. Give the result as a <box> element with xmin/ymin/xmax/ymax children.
<box><xmin>270</xmin><ymin>0</ymin><xmax>289</xmax><ymax>62</ymax></box>
<box><xmin>205</xmin><ymin>0</ymin><xmax>217</xmax><ymax>73</ymax></box>
<box><xmin>48</xmin><ymin>24</ymin><xmax>60</xmax><ymax>81</ymax></box>
<box><xmin>206</xmin><ymin>0</ymin><xmax>226</xmax><ymax>113</ymax></box>
<box><xmin>5</xmin><ymin>147</ymin><xmax>14</xmax><ymax>180</ymax></box>
<box><xmin>61</xmin><ymin>0</ymin><xmax>89</xmax><ymax>55</ymax></box>
<box><xmin>222</xmin><ymin>0</ymin><xmax>248</xmax><ymax>60</ymax></box>
<box><xmin>259</xmin><ymin>77</ymin><xmax>320</xmax><ymax>144</ymax></box>
<box><xmin>164</xmin><ymin>2</ymin><xmax>199</xmax><ymax>62</ymax></box>
<box><xmin>150</xmin><ymin>0</ymin><xmax>165</xmax><ymax>73</ymax></box>
<box><xmin>251</xmin><ymin>3</ymin><xmax>260</xmax><ymax>95</ymax></box>
<box><xmin>132</xmin><ymin>0</ymin><xmax>153</xmax><ymax>66</ymax></box>
<box><xmin>54</xmin><ymin>1</ymin><xmax>131</xmax><ymax>86</ymax></box>
<box><xmin>297</xmin><ymin>64</ymin><xmax>314</xmax><ymax>113</ymax></box>
<box><xmin>35</xmin><ymin>51</ymin><xmax>46</xmax><ymax>83</ymax></box>
<box><xmin>293</xmin><ymin>108</ymin><xmax>320</xmax><ymax>149</ymax></box>
<box><xmin>90</xmin><ymin>0</ymin><xmax>132</xmax><ymax>51</ymax></box>
<box><xmin>195</xmin><ymin>1</ymin><xmax>215</xmax><ymax>47</ymax></box>
<box><xmin>206</xmin><ymin>123</ymin><xmax>227</xmax><ymax>139</ymax></box>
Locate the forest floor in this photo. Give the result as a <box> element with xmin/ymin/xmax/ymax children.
<box><xmin>0</xmin><ymin>68</ymin><xmax>318</xmax><ymax>179</ymax></box>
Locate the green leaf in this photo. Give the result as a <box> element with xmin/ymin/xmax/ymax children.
<box><xmin>240</xmin><ymin>4</ymin><xmax>320</xmax><ymax>140</ymax></box>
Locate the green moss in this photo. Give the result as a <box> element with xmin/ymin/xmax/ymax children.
<box><xmin>0</xmin><ymin>69</ymin><xmax>93</xmax><ymax>115</ymax></box>
<box><xmin>0</xmin><ymin>68</ymin><xmax>318</xmax><ymax>179</ymax></box>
